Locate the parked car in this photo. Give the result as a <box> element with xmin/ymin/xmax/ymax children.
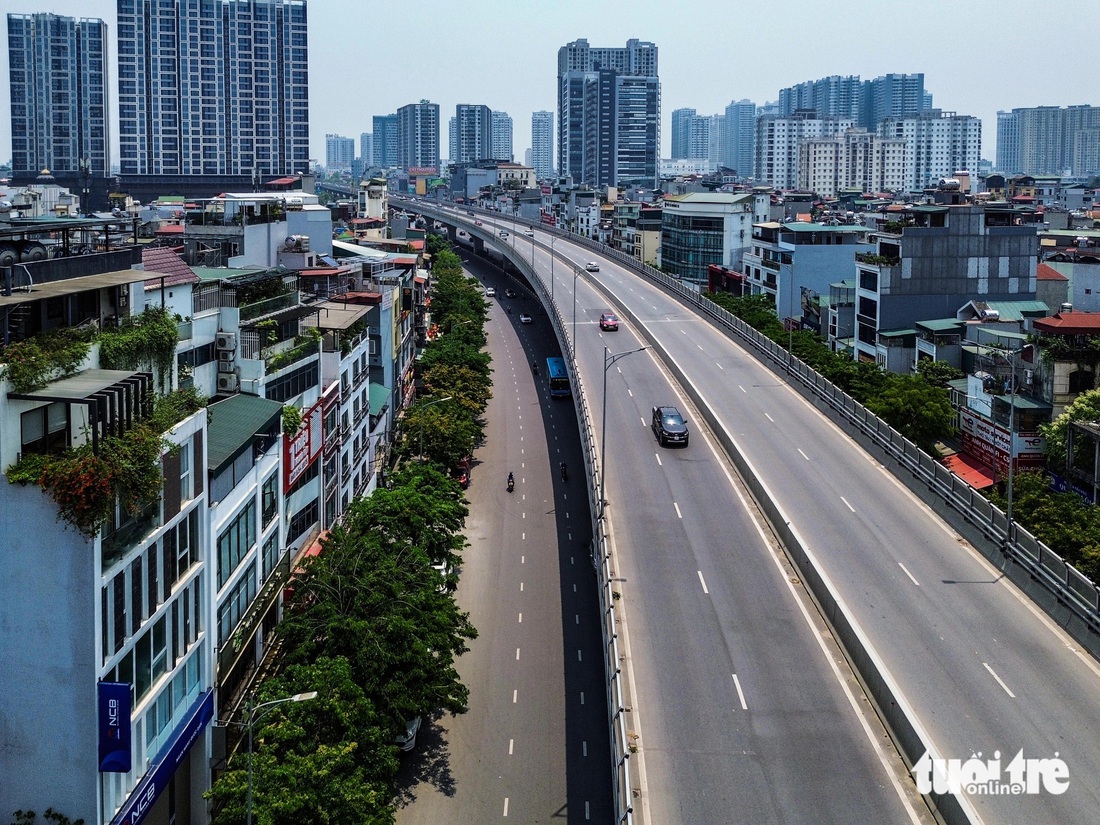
<box><xmin>519</xmin><ymin>313</ymin><xmax>533</xmax><ymax>324</ymax></box>
<box><xmin>485</xmin><ymin>286</ymin><xmax>496</xmax><ymax>297</ymax></box>
<box><xmin>586</xmin><ymin>261</ymin><xmax>600</xmax><ymax>272</ymax></box>
<box><xmin>599</xmin><ymin>312</ymin><xmax>620</xmax><ymax>331</ymax></box>
<box><xmin>475</xmin><ymin>219</ymin><xmax>483</xmax><ymax>226</ymax></box>
<box><xmin>652</xmin><ymin>405</ymin><xmax>689</xmax><ymax>447</ymax></box>
<box><xmin>395</xmin><ymin>716</ymin><xmax>422</xmax><ymax>752</ymax></box>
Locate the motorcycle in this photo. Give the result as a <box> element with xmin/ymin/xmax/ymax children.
<box><xmin>532</xmin><ymin>362</ymin><xmax>539</xmax><ymax>376</ymax></box>
<box><xmin>560</xmin><ymin>462</ymin><xmax>568</xmax><ymax>482</ymax></box>
<box><xmin>507</xmin><ymin>474</ymin><xmax>515</xmax><ymax>493</ymax></box>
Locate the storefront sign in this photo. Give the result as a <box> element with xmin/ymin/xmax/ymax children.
<box><xmin>98</xmin><ymin>682</ymin><xmax>132</xmax><ymax>773</ymax></box>
<box><xmin>284</xmin><ymin>400</ymin><xmax>323</xmax><ymax>490</ymax></box>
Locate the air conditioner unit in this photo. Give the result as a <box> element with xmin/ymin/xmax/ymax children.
<box><xmin>217</xmin><ymin>360</ymin><xmax>235</xmax><ymax>374</ymax></box>
<box><xmin>216</xmin><ymin>332</ymin><xmax>237</xmax><ymax>351</ymax></box>
<box><xmin>217</xmin><ymin>349</ymin><xmax>234</xmax><ymax>363</ymax></box>
<box><xmin>217</xmin><ymin>373</ymin><xmax>239</xmax><ymax>392</ymax></box>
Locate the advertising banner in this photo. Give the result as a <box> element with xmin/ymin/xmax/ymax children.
<box><xmin>284</xmin><ymin>400</ymin><xmax>324</xmax><ymax>490</ymax></box>
<box><xmin>98</xmin><ymin>681</ymin><xmax>132</xmax><ymax>773</ymax></box>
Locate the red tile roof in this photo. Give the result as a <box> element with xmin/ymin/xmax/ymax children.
<box><xmin>142</xmin><ymin>246</ymin><xmax>200</xmax><ymax>289</ymax></box>
<box><xmin>1033</xmin><ymin>312</ymin><xmax>1100</xmax><ymax>333</ymax></box>
<box><xmin>155</xmin><ymin>224</ymin><xmax>185</xmax><ymax>234</ymax></box>
<box><xmin>1036</xmin><ymin>263</ymin><xmax>1068</xmax><ymax>281</ymax></box>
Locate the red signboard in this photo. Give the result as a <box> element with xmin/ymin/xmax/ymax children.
<box><xmin>407</xmin><ymin>166</ymin><xmax>438</xmax><ymax>176</ymax></box>
<box><xmin>284</xmin><ymin>400</ymin><xmax>324</xmax><ymax>491</ymax></box>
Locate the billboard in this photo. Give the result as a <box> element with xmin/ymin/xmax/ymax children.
<box><xmin>98</xmin><ymin>681</ymin><xmax>132</xmax><ymax>773</ymax></box>
<box><xmin>407</xmin><ymin>166</ymin><xmax>438</xmax><ymax>176</ymax></box>
<box><xmin>284</xmin><ymin>400</ymin><xmax>324</xmax><ymax>490</ymax></box>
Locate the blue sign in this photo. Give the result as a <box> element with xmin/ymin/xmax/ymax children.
<box><xmin>111</xmin><ymin>690</ymin><xmax>213</xmax><ymax>825</ymax></box>
<box><xmin>98</xmin><ymin>682</ymin><xmax>132</xmax><ymax>773</ymax></box>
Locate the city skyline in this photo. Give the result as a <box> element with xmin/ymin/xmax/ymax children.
<box><xmin>2</xmin><ymin>0</ymin><xmax>1097</xmax><ymax>170</ymax></box>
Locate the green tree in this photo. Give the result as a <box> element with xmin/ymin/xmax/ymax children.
<box><xmin>401</xmin><ymin>396</ymin><xmax>480</xmax><ymax>467</ymax></box>
<box><xmin>422</xmin><ymin>361</ymin><xmax>492</xmax><ymax>419</ymax></box>
<box><xmin>916</xmin><ymin>358</ymin><xmax>965</xmax><ymax>388</ymax></box>
<box><xmin>866</xmin><ymin>375</ymin><xmax>955</xmax><ymax>452</ymax></box>
<box><xmin>8</xmin><ymin>811</ymin><xmax>84</xmax><ymax>825</ymax></box>
<box><xmin>1040</xmin><ymin>388</ymin><xmax>1100</xmax><ymax>470</ymax></box>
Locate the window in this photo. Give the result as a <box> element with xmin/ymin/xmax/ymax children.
<box><xmin>261</xmin><ymin>475</ymin><xmax>278</xmax><ymax>528</ymax></box>
<box><xmin>20</xmin><ymin>403</ymin><xmax>68</xmax><ymax>455</ymax></box>
<box><xmin>261</xmin><ymin>533</ymin><xmax>282</xmax><ymax>581</ymax></box>
<box><xmin>218</xmin><ymin>562</ymin><xmax>257</xmax><ymax>644</ymax></box>
<box><xmin>179</xmin><ymin>441</ymin><xmax>192</xmax><ymax>503</ymax></box>
<box><xmin>218</xmin><ymin>499</ymin><xmax>256</xmax><ymax>588</ymax></box>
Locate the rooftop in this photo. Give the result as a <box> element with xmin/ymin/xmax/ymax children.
<box><xmin>206</xmin><ymin>393</ymin><xmax>282</xmax><ymax>475</ymax></box>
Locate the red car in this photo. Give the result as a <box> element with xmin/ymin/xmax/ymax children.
<box><xmin>599</xmin><ymin>312</ymin><xmax>620</xmax><ymax>331</ymax></box>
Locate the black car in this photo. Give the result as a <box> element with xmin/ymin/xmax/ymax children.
<box><xmin>652</xmin><ymin>405</ymin><xmax>689</xmax><ymax>447</ymax></box>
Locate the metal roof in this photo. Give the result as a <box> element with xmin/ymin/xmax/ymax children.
<box><xmin>917</xmin><ymin>319</ymin><xmax>965</xmax><ymax>332</ymax></box>
<box><xmin>369</xmin><ymin>382</ymin><xmax>390</xmax><ymax>417</ymax></box>
<box><xmin>302</xmin><ymin>301</ymin><xmax>369</xmax><ymax>331</ymax></box>
<box><xmin>206</xmin><ymin>393</ymin><xmax>283</xmax><ymax>473</ymax></box>
<box><xmin>0</xmin><ymin>270</ymin><xmax>149</xmax><ymax>308</ymax></box>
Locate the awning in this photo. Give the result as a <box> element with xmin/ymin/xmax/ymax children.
<box><xmin>943</xmin><ymin>453</ymin><xmax>997</xmax><ymax>490</ymax></box>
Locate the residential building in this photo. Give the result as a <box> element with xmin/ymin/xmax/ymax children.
<box><xmin>372</xmin><ymin>114</ymin><xmax>399</xmax><ymax>168</ymax></box>
<box><xmin>557</xmin><ymin>38</ymin><xmax>661</xmax><ymax>188</ymax></box>
<box><xmin>7</xmin><ymin>13</ymin><xmax>109</xmax><ymax>208</ymax></box>
<box><xmin>448</xmin><ymin>117</ymin><xmax>457</xmax><ymax>166</ymax></box>
<box><xmin>455</xmin><ymin>104</ymin><xmax>493</xmax><ymax>163</ymax></box>
<box><xmin>491</xmin><ymin>110</ymin><xmax>514</xmax><ymax>162</ymax></box>
<box><xmin>326</xmin><ymin>134</ymin><xmax>355</xmax><ymax>171</ymax></box>
<box><xmin>996</xmin><ymin>105</ymin><xmax>1100</xmax><ymax>176</ymax></box>
<box><xmin>742</xmin><ymin>220</ymin><xmax>872</xmax><ymax>324</ymax></box>
<box><xmin>612</xmin><ymin>201</ymin><xmax>662</xmax><ymax>266</ymax></box>
<box><xmin>778</xmin><ymin>73</ymin><xmax>931</xmax><ymax>129</ymax></box>
<box><xmin>840</xmin><ymin>193</ymin><xmax>1039</xmax><ymax>364</ymax></box>
<box><xmin>671</xmin><ymin>108</ymin><xmax>697</xmax><ymax>159</ymax></box>
<box><xmin>722</xmin><ymin>99</ymin><xmax>756</xmax><ymax>177</ymax></box>
<box><xmin>877</xmin><ymin>110</ymin><xmax>981</xmax><ymax>192</ymax></box>
<box><xmin>359</xmin><ymin>132</ymin><xmax>373</xmax><ymax>168</ymax></box>
<box><xmin>396</xmin><ymin>100</ymin><xmax>440</xmax><ymax>173</ymax></box>
<box><xmin>531</xmin><ymin>110</ymin><xmax>554</xmax><ymax>180</ymax></box>
<box><xmin>755</xmin><ymin>111</ymin><xmax>854</xmax><ymax>189</ymax></box>
<box><xmin>797</xmin><ymin>128</ymin><xmax>906</xmax><ymax>197</ymax></box>
<box><xmin>117</xmin><ymin>0</ymin><xmax>309</xmax><ymax>201</ymax></box>
<box><xmin>659</xmin><ymin>191</ymin><xmax>769</xmax><ymax>284</ymax></box>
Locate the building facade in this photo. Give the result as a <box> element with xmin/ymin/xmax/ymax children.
<box><xmin>877</xmin><ymin>110</ymin><xmax>981</xmax><ymax>192</ymax></box>
<box><xmin>7</xmin><ymin>13</ymin><xmax>110</xmax><ymax>186</ymax></box>
<box><xmin>557</xmin><ymin>38</ymin><xmax>661</xmax><ymax>188</ymax></box>
<box><xmin>531</xmin><ymin>110</ymin><xmax>554</xmax><ymax>180</ymax></box>
<box><xmin>396</xmin><ymin>100</ymin><xmax>440</xmax><ymax>173</ymax></box>
<box><xmin>359</xmin><ymin>132</ymin><xmax>373</xmax><ymax>168</ymax></box>
<box><xmin>722</xmin><ymin>99</ymin><xmax>756</xmax><ymax>176</ymax></box>
<box><xmin>797</xmin><ymin>128</ymin><xmax>906</xmax><ymax>196</ymax></box>
<box><xmin>995</xmin><ymin>105</ymin><xmax>1100</xmax><ymax>176</ymax></box>
<box><xmin>778</xmin><ymin>72</ymin><xmax>930</xmax><ymax>130</ymax></box>
<box><xmin>491</xmin><ymin>110</ymin><xmax>513</xmax><ymax>162</ymax></box>
<box><xmin>372</xmin><ymin>114</ymin><xmax>399</xmax><ymax>168</ymax></box>
<box><xmin>117</xmin><ymin>0</ymin><xmax>309</xmax><ymax>186</ymax></box>
<box><xmin>659</xmin><ymin>191</ymin><xmax>768</xmax><ymax>284</ymax></box>
<box><xmin>325</xmin><ymin>134</ymin><xmax>355</xmax><ymax>171</ymax></box>
<box><xmin>455</xmin><ymin>104</ymin><xmax>492</xmax><ymax>164</ymax></box>
<box><xmin>755</xmin><ymin>112</ymin><xmax>854</xmax><ymax>189</ymax></box>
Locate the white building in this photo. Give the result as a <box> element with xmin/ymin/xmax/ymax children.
<box><xmin>659</xmin><ymin>191</ymin><xmax>769</xmax><ymax>283</ymax></box>
<box><xmin>797</xmin><ymin>129</ymin><xmax>906</xmax><ymax>197</ymax></box>
<box><xmin>878</xmin><ymin>110</ymin><xmax>981</xmax><ymax>192</ymax></box>
<box><xmin>755</xmin><ymin>113</ymin><xmax>854</xmax><ymax>189</ymax></box>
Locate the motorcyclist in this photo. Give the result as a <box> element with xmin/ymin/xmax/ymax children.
<box><xmin>560</xmin><ymin>461</ymin><xmax>568</xmax><ymax>481</ymax></box>
<box><xmin>532</xmin><ymin>361</ymin><xmax>538</xmax><ymax>375</ymax></box>
<box><xmin>507</xmin><ymin>471</ymin><xmax>515</xmax><ymax>491</ymax></box>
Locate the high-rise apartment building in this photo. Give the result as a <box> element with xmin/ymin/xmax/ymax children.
<box><xmin>372</xmin><ymin>114</ymin><xmax>398</xmax><ymax>167</ymax></box>
<box><xmin>491</xmin><ymin>111</ymin><xmax>514</xmax><ymax>162</ymax></box>
<box><xmin>396</xmin><ymin>100</ymin><xmax>440</xmax><ymax>173</ymax></box>
<box><xmin>7</xmin><ymin>13</ymin><xmax>109</xmax><ymax>201</ymax></box>
<box><xmin>671</xmin><ymin>108</ymin><xmax>697</xmax><ymax>159</ymax></box>
<box><xmin>531</xmin><ymin>110</ymin><xmax>554</xmax><ymax>180</ymax></box>
<box><xmin>755</xmin><ymin>112</ymin><xmax>854</xmax><ymax>189</ymax></box>
<box><xmin>448</xmin><ymin>117</ymin><xmax>457</xmax><ymax>164</ymax></box>
<box><xmin>996</xmin><ymin>105</ymin><xmax>1100</xmax><ymax>175</ymax></box>
<box><xmin>455</xmin><ymin>104</ymin><xmax>492</xmax><ymax>163</ymax></box>
<box><xmin>797</xmin><ymin>129</ymin><xmax>906</xmax><ymax>197</ymax></box>
<box><xmin>360</xmin><ymin>132</ymin><xmax>373</xmax><ymax>167</ymax></box>
<box><xmin>878</xmin><ymin>110</ymin><xmax>981</xmax><ymax>191</ymax></box>
<box><xmin>557</xmin><ymin>38</ymin><xmax>660</xmax><ymax>188</ymax></box>
<box><xmin>117</xmin><ymin>0</ymin><xmax>309</xmax><ymax>197</ymax></box>
<box><xmin>778</xmin><ymin>73</ymin><xmax>930</xmax><ymax>130</ymax></box>
<box><xmin>325</xmin><ymin>134</ymin><xmax>355</xmax><ymax>171</ymax></box>
<box><xmin>722</xmin><ymin>99</ymin><xmax>756</xmax><ymax>176</ymax></box>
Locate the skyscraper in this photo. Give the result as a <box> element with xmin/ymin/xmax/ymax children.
<box><xmin>325</xmin><ymin>134</ymin><xmax>355</xmax><ymax>171</ymax></box>
<box><xmin>996</xmin><ymin>105</ymin><xmax>1100</xmax><ymax>175</ymax></box>
<box><xmin>448</xmin><ymin>117</ymin><xmax>457</xmax><ymax>164</ymax></box>
<box><xmin>878</xmin><ymin>110</ymin><xmax>981</xmax><ymax>190</ymax></box>
<box><xmin>557</xmin><ymin>38</ymin><xmax>660</xmax><ymax>188</ymax></box>
<box><xmin>7</xmin><ymin>14</ymin><xmax>109</xmax><ymax>187</ymax></box>
<box><xmin>396</xmin><ymin>100</ymin><xmax>440</xmax><ymax>172</ymax></box>
<box><xmin>360</xmin><ymin>132</ymin><xmax>373</xmax><ymax>167</ymax></box>
<box><xmin>455</xmin><ymin>104</ymin><xmax>492</xmax><ymax>163</ymax></box>
<box><xmin>778</xmin><ymin>73</ymin><xmax>930</xmax><ymax>130</ymax></box>
<box><xmin>373</xmin><ymin>114</ymin><xmax>398</xmax><ymax>167</ymax></box>
<box><xmin>671</xmin><ymin>108</ymin><xmax>697</xmax><ymax>159</ymax></box>
<box><xmin>722</xmin><ymin>99</ymin><xmax>756</xmax><ymax>176</ymax></box>
<box><xmin>531</xmin><ymin>111</ymin><xmax>554</xmax><ymax>180</ymax></box>
<box><xmin>117</xmin><ymin>0</ymin><xmax>309</xmax><ymax>193</ymax></box>
<box><xmin>491</xmin><ymin>111</ymin><xmax>514</xmax><ymax>162</ymax></box>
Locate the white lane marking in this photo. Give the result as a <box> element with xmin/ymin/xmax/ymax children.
<box><xmin>509</xmin><ymin>739</ymin><xmax>514</xmax><ymax>755</ymax></box>
<box><xmin>576</xmin><ymin>614</ymin><xmax>579</xmax><ymax>624</ymax></box>
<box><xmin>674</xmin><ymin>502</ymin><xmax>683</xmax><ymax>519</ymax></box>
<box><xmin>516</xmin><ymin>648</ymin><xmax>521</xmax><ymax>660</ymax></box>
<box><xmin>840</xmin><ymin>496</ymin><xmax>855</xmax><ymax>512</ymax></box>
<box><xmin>738</xmin><ymin>384</ymin><xmax>746</xmax><ymax>392</ymax></box>
<box><xmin>732</xmin><ymin>674</ymin><xmax>748</xmax><ymax>710</ymax></box>
<box><xmin>797</xmin><ymin>448</ymin><xmax>810</xmax><ymax>461</ymax></box>
<box><xmin>580</xmin><ymin>691</ymin><xmax>585</xmax><ymax>704</ymax></box>
<box><xmin>521</xmin><ymin>555</ymin><xmax>525</xmax><ymax>563</ymax></box>
<box><xmin>583</xmin><ymin>741</ymin><xmax>588</xmax><ymax>756</ymax></box>
<box><xmin>764</xmin><ymin>412</ymin><xmax>775</xmax><ymax>423</ymax></box>
<box><xmin>519</xmin><ymin>582</ymin><xmax>524</xmax><ymax>591</ymax></box>
<box><xmin>627</xmin><ymin>388</ymin><xmax>633</xmax><ymax>397</ymax></box>
<box><xmin>680</xmin><ymin>329</ymin><xmax>687</xmax><ymax>335</ymax></box>
<box><xmin>512</xmin><ymin>689</ymin><xmax>517</xmax><ymax>703</ymax></box>
<box><xmin>577</xmin><ymin>649</ymin><xmax>583</xmax><ymax>661</ymax></box>
<box><xmin>984</xmin><ymin>662</ymin><xmax>1016</xmax><ymax>698</ymax></box>
<box><xmin>697</xmin><ymin>344</ymin><xmax>704</xmax><ymax>350</ymax></box>
<box><xmin>697</xmin><ymin>570</ymin><xmax>709</xmax><ymax>594</ymax></box>
<box><xmin>640</xmin><ymin>417</ymin><xmax>646</xmax><ymax>426</ymax></box>
<box><xmin>503</xmin><ymin>797</ymin><xmax>509</xmax><ymax>817</ymax></box>
<box><xmin>898</xmin><ymin>563</ymin><xmax>921</xmax><ymax>586</ymax></box>
<box><xmin>518</xmin><ymin>613</ymin><xmax>523</xmax><ymax>622</ymax></box>
<box><xmin>585</xmin><ymin>801</ymin><xmax>590</xmax><ymax>820</ymax></box>
<box><xmin>655</xmin><ymin>453</ymin><xmax>662</xmax><ymax>466</ymax></box>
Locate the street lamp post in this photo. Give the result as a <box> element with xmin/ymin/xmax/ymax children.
<box><xmin>572</xmin><ymin>267</ymin><xmax>582</xmax><ymax>344</ymax></box>
<box><xmin>418</xmin><ymin>395</ymin><xmax>453</xmax><ymax>462</ymax></box>
<box><xmin>599</xmin><ymin>345</ymin><xmax>651</xmax><ymax>517</ymax></box>
<box><xmin>246</xmin><ymin>691</ymin><xmax>319</xmax><ymax>825</ymax></box>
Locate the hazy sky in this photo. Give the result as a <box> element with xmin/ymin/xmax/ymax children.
<box><xmin>2</xmin><ymin>0</ymin><xmax>1096</xmax><ymax>168</ymax></box>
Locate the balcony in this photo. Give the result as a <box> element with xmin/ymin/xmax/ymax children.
<box><xmin>855</xmin><ymin>252</ymin><xmax>900</xmax><ymax>267</ymax></box>
<box><xmin>762</xmin><ymin>258</ymin><xmax>781</xmax><ymax>272</ymax></box>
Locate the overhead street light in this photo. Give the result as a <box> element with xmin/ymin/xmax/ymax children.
<box><xmin>246</xmin><ymin>691</ymin><xmax>319</xmax><ymax>825</ymax></box>
<box><xmin>600</xmin><ymin>345</ymin><xmax>651</xmax><ymax>518</ymax></box>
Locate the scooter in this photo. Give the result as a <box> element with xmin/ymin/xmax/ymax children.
<box><xmin>507</xmin><ymin>474</ymin><xmax>515</xmax><ymax>493</ymax></box>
